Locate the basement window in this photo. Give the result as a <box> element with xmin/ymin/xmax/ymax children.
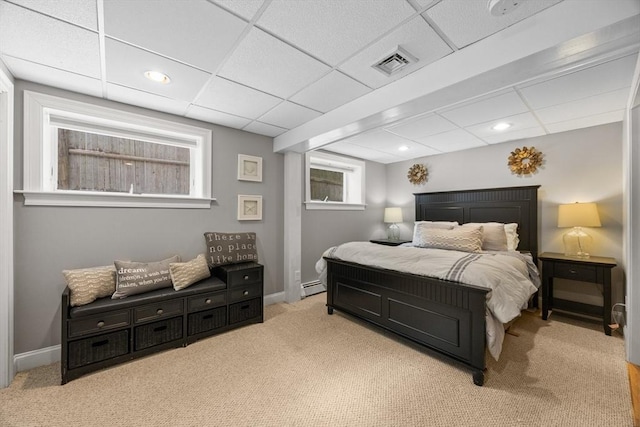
<box><xmin>21</xmin><ymin>91</ymin><xmax>213</xmax><ymax>208</ymax></box>
<box><xmin>305</xmin><ymin>151</ymin><xmax>365</xmax><ymax>210</ymax></box>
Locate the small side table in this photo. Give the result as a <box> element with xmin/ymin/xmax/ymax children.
<box><xmin>369</xmin><ymin>239</ymin><xmax>411</xmax><ymax>246</ymax></box>
<box><xmin>539</xmin><ymin>252</ymin><xmax>616</xmax><ymax>335</ymax></box>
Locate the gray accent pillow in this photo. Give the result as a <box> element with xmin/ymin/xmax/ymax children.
<box><xmin>414</xmin><ymin>226</ymin><xmax>483</xmax><ymax>253</ymax></box>
<box><xmin>170</xmin><ymin>254</ymin><xmax>211</xmax><ymax>291</ymax></box>
<box><xmin>112</xmin><ymin>255</ymin><xmax>180</xmax><ymax>299</ymax></box>
<box><xmin>63</xmin><ymin>265</ymin><xmax>117</xmax><ymax>307</ymax></box>
<box><xmin>204</xmin><ymin>232</ymin><xmax>258</xmax><ymax>267</ymax></box>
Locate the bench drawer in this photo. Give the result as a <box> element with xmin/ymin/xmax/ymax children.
<box><xmin>187</xmin><ymin>292</ymin><xmax>226</xmax><ymax>313</ymax></box>
<box><xmin>227</xmin><ymin>267</ymin><xmax>262</xmax><ymax>287</ymax></box>
<box><xmin>134</xmin><ymin>317</ymin><xmax>183</xmax><ymax>351</ymax></box>
<box><xmin>188</xmin><ymin>307</ymin><xmax>227</xmax><ymax>336</ymax></box>
<box><xmin>68</xmin><ymin>330</ymin><xmax>129</xmax><ymax>369</ymax></box>
<box><xmin>229</xmin><ymin>283</ymin><xmax>262</xmax><ymax>303</ymax></box>
<box><xmin>68</xmin><ymin>311</ymin><xmax>130</xmax><ymax>338</ymax></box>
<box><xmin>229</xmin><ymin>298</ymin><xmax>262</xmax><ymax>324</ymax></box>
<box><xmin>134</xmin><ymin>299</ymin><xmax>183</xmax><ymax>324</ymax></box>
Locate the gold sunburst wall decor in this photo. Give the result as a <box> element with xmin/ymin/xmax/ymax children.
<box><xmin>407</xmin><ymin>163</ymin><xmax>428</xmax><ymax>185</ymax></box>
<box><xmin>508</xmin><ymin>146</ymin><xmax>543</xmax><ymax>176</ymax></box>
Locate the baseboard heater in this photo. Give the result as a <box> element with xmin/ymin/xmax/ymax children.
<box><xmin>302</xmin><ymin>280</ymin><xmax>325</xmax><ymax>297</ymax></box>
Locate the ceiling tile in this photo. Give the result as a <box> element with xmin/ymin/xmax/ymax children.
<box><xmin>104</xmin><ymin>38</ymin><xmax>212</xmax><ymax>102</ymax></box>
<box><xmin>545</xmin><ymin>110</ymin><xmax>625</xmax><ymax>134</ymax></box>
<box><xmin>103</xmin><ymin>0</ymin><xmax>246</xmax><ymax>72</ymax></box>
<box><xmin>324</xmin><ymin>141</ymin><xmax>404</xmax><ymax>164</ymax></box>
<box><xmin>415</xmin><ymin>129</ymin><xmax>487</xmax><ymax>152</ymax></box>
<box><xmin>481</xmin><ymin>127</ymin><xmax>547</xmax><ymax>145</ymax></box>
<box><xmin>339</xmin><ymin>16</ymin><xmax>452</xmax><ymax>89</ymax></box>
<box><xmin>195</xmin><ymin>77</ymin><xmax>282</xmax><ymax>119</ymax></box>
<box><xmin>535</xmin><ymin>88</ymin><xmax>630</xmax><ymax>124</ymax></box>
<box><xmin>518</xmin><ymin>54</ymin><xmax>638</xmax><ymax>109</ymax></box>
<box><xmin>464</xmin><ymin>112</ymin><xmax>542</xmax><ymax>139</ymax></box>
<box><xmin>0</xmin><ymin>54</ymin><xmax>103</xmax><ymax>97</ymax></box>
<box><xmin>211</xmin><ymin>0</ymin><xmax>265</xmax><ymax>21</ymax></box>
<box><xmin>218</xmin><ymin>28</ymin><xmax>331</xmax><ymax>99</ymax></box>
<box><xmin>257</xmin><ymin>0</ymin><xmax>417</xmax><ymax>65</ymax></box>
<box><xmin>185</xmin><ymin>105</ymin><xmax>251</xmax><ymax>129</ymax></box>
<box><xmin>290</xmin><ymin>71</ymin><xmax>370</xmax><ymax>113</ymax></box>
<box><xmin>424</xmin><ymin>0</ymin><xmax>563</xmax><ymax>49</ymax></box>
<box><xmin>385</xmin><ymin>113</ymin><xmax>457</xmax><ymax>139</ymax></box>
<box><xmin>106</xmin><ymin>83</ymin><xmax>190</xmax><ymax>116</ymax></box>
<box><xmin>438</xmin><ymin>90</ymin><xmax>529</xmax><ymax>127</ymax></box>
<box><xmin>258</xmin><ymin>101</ymin><xmax>322</xmax><ymax>129</ymax></box>
<box><xmin>0</xmin><ymin>1</ymin><xmax>101</xmax><ymax>78</ymax></box>
<box><xmin>342</xmin><ymin>129</ymin><xmax>416</xmax><ymax>152</ymax></box>
<box><xmin>243</xmin><ymin>121</ymin><xmax>287</xmax><ymax>138</ymax></box>
<box><xmin>7</xmin><ymin>0</ymin><xmax>98</xmax><ymax>30</ymax></box>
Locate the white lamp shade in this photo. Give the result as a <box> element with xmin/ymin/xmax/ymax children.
<box><xmin>384</xmin><ymin>207</ymin><xmax>403</xmax><ymax>223</ymax></box>
<box><xmin>557</xmin><ymin>202</ymin><xmax>601</xmax><ymax>228</ymax></box>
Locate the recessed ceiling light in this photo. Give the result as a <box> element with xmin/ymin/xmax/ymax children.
<box><xmin>492</xmin><ymin>122</ymin><xmax>512</xmax><ymax>131</ymax></box>
<box><xmin>398</xmin><ymin>145</ymin><xmax>409</xmax><ymax>151</ymax></box>
<box><xmin>144</xmin><ymin>70</ymin><xmax>171</xmax><ymax>84</ymax></box>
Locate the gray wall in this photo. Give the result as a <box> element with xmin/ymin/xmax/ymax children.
<box><xmin>301</xmin><ymin>159</ymin><xmax>387</xmax><ymax>283</ymax></box>
<box><xmin>385</xmin><ymin>123</ymin><xmax>624</xmax><ymax>307</ymax></box>
<box><xmin>12</xmin><ymin>81</ymin><xmax>284</xmax><ymax>354</ymax></box>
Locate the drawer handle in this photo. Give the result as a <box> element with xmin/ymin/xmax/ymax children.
<box><xmin>153</xmin><ymin>325</ymin><xmax>167</xmax><ymax>332</ymax></box>
<box><xmin>241</xmin><ymin>304</ymin><xmax>250</xmax><ymax>310</ymax></box>
<box><xmin>205</xmin><ymin>298</ymin><xmax>212</xmax><ymax>304</ymax></box>
<box><xmin>156</xmin><ymin>309</ymin><xmax>164</xmax><ymax>315</ymax></box>
<box><xmin>243</xmin><ymin>275</ymin><xmax>250</xmax><ymax>280</ymax></box>
<box><xmin>569</xmin><ymin>269</ymin><xmax>577</xmax><ymax>274</ymax></box>
<box><xmin>203</xmin><ymin>314</ymin><xmax>214</xmax><ymax>320</ymax></box>
<box><xmin>96</xmin><ymin>321</ymin><xmax>105</xmax><ymax>328</ymax></box>
<box><xmin>243</xmin><ymin>290</ymin><xmax>249</xmax><ymax>296</ymax></box>
<box><xmin>92</xmin><ymin>339</ymin><xmax>109</xmax><ymax>348</ymax></box>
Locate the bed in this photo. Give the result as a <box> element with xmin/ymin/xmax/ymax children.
<box><xmin>322</xmin><ymin>186</ymin><xmax>540</xmax><ymax>386</ymax></box>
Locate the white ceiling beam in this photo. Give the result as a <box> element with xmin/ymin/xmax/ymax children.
<box><xmin>274</xmin><ymin>0</ymin><xmax>640</xmax><ymax>153</ymax></box>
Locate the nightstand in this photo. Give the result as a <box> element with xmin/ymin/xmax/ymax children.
<box><xmin>538</xmin><ymin>252</ymin><xmax>616</xmax><ymax>335</ymax></box>
<box><xmin>369</xmin><ymin>239</ymin><xmax>411</xmax><ymax>246</ymax></box>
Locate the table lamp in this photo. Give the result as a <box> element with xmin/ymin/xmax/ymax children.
<box><xmin>557</xmin><ymin>202</ymin><xmax>601</xmax><ymax>258</ymax></box>
<box><xmin>384</xmin><ymin>207</ymin><xmax>403</xmax><ymax>241</ymax></box>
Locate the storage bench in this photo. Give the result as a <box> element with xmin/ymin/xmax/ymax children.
<box><xmin>61</xmin><ymin>262</ymin><xmax>263</xmax><ymax>384</ymax></box>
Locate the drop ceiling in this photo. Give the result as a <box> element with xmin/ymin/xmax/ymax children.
<box><xmin>0</xmin><ymin>0</ymin><xmax>639</xmax><ymax>164</ymax></box>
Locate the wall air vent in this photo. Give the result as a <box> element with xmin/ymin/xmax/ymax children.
<box><xmin>372</xmin><ymin>47</ymin><xmax>417</xmax><ymax>77</ymax></box>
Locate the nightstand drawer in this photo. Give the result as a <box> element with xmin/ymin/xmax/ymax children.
<box><xmin>187</xmin><ymin>292</ymin><xmax>226</xmax><ymax>313</ymax></box>
<box><xmin>68</xmin><ymin>311</ymin><xmax>130</xmax><ymax>338</ymax></box>
<box><xmin>229</xmin><ymin>283</ymin><xmax>262</xmax><ymax>302</ymax></box>
<box><xmin>227</xmin><ymin>268</ymin><xmax>262</xmax><ymax>287</ymax></box>
<box><xmin>554</xmin><ymin>263</ymin><xmax>597</xmax><ymax>282</ymax></box>
<box><xmin>134</xmin><ymin>299</ymin><xmax>183</xmax><ymax>324</ymax></box>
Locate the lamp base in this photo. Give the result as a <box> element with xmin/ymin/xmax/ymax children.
<box><xmin>563</xmin><ymin>227</ymin><xmax>593</xmax><ymax>259</ymax></box>
<box><xmin>387</xmin><ymin>223</ymin><xmax>400</xmax><ymax>241</ymax></box>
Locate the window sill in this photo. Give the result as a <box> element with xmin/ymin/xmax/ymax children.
<box><xmin>15</xmin><ymin>190</ymin><xmax>215</xmax><ymax>209</ymax></box>
<box><xmin>304</xmin><ymin>201</ymin><xmax>366</xmax><ymax>211</ymax></box>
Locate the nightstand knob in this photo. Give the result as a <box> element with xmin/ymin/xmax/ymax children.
<box><xmin>97</xmin><ymin>321</ymin><xmax>105</xmax><ymax>328</ymax></box>
<box><xmin>569</xmin><ymin>269</ymin><xmax>577</xmax><ymax>274</ymax></box>
<box><xmin>243</xmin><ymin>290</ymin><xmax>249</xmax><ymax>296</ymax></box>
<box><xmin>205</xmin><ymin>298</ymin><xmax>211</xmax><ymax>304</ymax></box>
<box><xmin>157</xmin><ymin>309</ymin><xmax>164</xmax><ymax>315</ymax></box>
<box><xmin>243</xmin><ymin>275</ymin><xmax>249</xmax><ymax>280</ymax></box>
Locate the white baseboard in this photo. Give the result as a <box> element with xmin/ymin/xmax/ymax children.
<box><xmin>14</xmin><ymin>345</ymin><xmax>60</xmax><ymax>373</ymax></box>
<box><xmin>302</xmin><ymin>281</ymin><xmax>325</xmax><ymax>297</ymax></box>
<box><xmin>264</xmin><ymin>291</ymin><xmax>285</xmax><ymax>306</ymax></box>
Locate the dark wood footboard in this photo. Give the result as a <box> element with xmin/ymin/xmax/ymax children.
<box><xmin>326</xmin><ymin>258</ymin><xmax>490</xmax><ymax>386</ymax></box>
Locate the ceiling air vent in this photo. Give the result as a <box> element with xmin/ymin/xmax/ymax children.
<box><xmin>372</xmin><ymin>47</ymin><xmax>417</xmax><ymax>77</ymax></box>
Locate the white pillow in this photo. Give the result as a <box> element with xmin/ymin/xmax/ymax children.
<box><xmin>412</xmin><ymin>221</ymin><xmax>458</xmax><ymax>246</ymax></box>
<box><xmin>414</xmin><ymin>225</ymin><xmax>483</xmax><ymax>253</ymax></box>
<box><xmin>504</xmin><ymin>223</ymin><xmax>519</xmax><ymax>251</ymax></box>
<box><xmin>463</xmin><ymin>222</ymin><xmax>508</xmax><ymax>252</ymax></box>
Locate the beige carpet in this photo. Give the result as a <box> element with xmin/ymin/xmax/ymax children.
<box><xmin>0</xmin><ymin>293</ymin><xmax>633</xmax><ymax>427</ymax></box>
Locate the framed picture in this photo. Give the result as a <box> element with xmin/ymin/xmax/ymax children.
<box><xmin>238</xmin><ymin>154</ymin><xmax>262</xmax><ymax>182</ymax></box>
<box><xmin>237</xmin><ymin>195</ymin><xmax>263</xmax><ymax>220</ymax></box>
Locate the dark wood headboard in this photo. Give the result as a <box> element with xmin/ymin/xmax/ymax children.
<box><xmin>414</xmin><ymin>186</ymin><xmax>540</xmax><ymax>261</ymax></box>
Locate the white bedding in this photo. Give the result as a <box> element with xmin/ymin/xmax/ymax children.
<box><xmin>315</xmin><ymin>242</ymin><xmax>540</xmax><ymax>360</ymax></box>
